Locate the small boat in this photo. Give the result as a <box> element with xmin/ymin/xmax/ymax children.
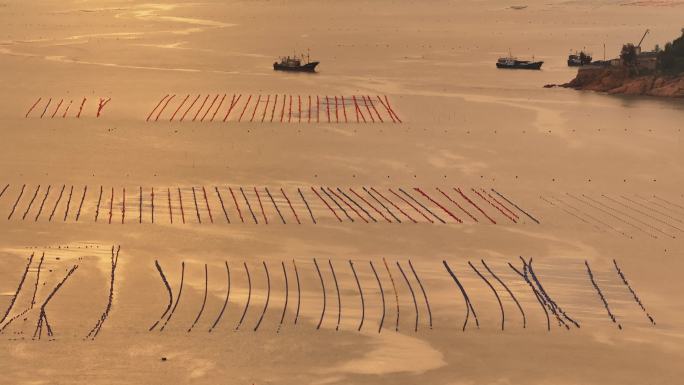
<box><xmin>567</xmin><ymin>51</ymin><xmax>592</xmax><ymax>66</ymax></box>
<box><xmin>273</xmin><ymin>52</ymin><xmax>319</xmax><ymax>72</ymax></box>
<box><xmin>496</xmin><ymin>55</ymin><xmax>543</xmax><ymax>70</ymax></box>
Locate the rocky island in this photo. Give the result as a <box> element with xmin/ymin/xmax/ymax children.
<box><xmin>557</xmin><ymin>29</ymin><xmax>684</xmax><ymax>98</ymax></box>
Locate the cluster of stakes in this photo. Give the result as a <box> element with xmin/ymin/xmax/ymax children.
<box><xmin>146</xmin><ymin>94</ymin><xmax>401</xmax><ymax>124</ymax></box>
<box><xmin>0</xmin><ymin>246</ymin><xmax>120</xmax><ymax>340</ymax></box>
<box><xmin>541</xmin><ymin>193</ymin><xmax>684</xmax><ymax>239</ymax></box>
<box><xmin>149</xmin><ymin>257</ymin><xmax>655</xmax><ymax>334</ymax></box>
<box><xmin>0</xmin><ymin>184</ymin><xmax>539</xmax><ymax>225</ymax></box>
<box><xmin>24</xmin><ymin>97</ymin><xmax>111</xmax><ymax>119</ymax></box>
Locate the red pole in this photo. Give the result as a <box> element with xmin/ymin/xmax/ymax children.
<box><xmin>352</xmin><ymin>96</ymin><xmax>363</xmax><ymax>123</ymax></box>
<box><xmin>222</xmin><ymin>94</ymin><xmax>239</xmax><ymax>122</ymax></box>
<box><xmin>414</xmin><ymin>188</ymin><xmax>462</xmax><ymax>223</ymax></box>
<box><xmin>203</xmin><ymin>186</ymin><xmax>214</xmax><ymax>223</ymax></box>
<box><xmin>311</xmin><ymin>186</ymin><xmax>342</xmax><ymax>222</ymax></box>
<box><xmin>238</xmin><ymin>94</ymin><xmax>252</xmax><ymax>122</ymax></box>
<box><xmin>76</xmin><ymin>98</ymin><xmax>86</xmax><ymax>118</ymax></box>
<box><xmin>122</xmin><ymin>187</ymin><xmax>126</xmax><ymax>224</ymax></box>
<box><xmin>51</xmin><ymin>99</ymin><xmax>64</xmax><ymax>118</ymax></box>
<box><xmin>384</xmin><ymin>95</ymin><xmax>402</xmax><ymax>123</ymax></box>
<box><xmin>97</xmin><ymin>97</ymin><xmax>111</xmax><ymax>118</ymax></box>
<box><xmin>341</xmin><ymin>96</ymin><xmax>348</xmax><ymax>123</ymax></box>
<box><xmin>25</xmin><ymin>97</ymin><xmax>42</xmax><ymax>118</ymax></box>
<box><xmin>170</xmin><ymin>94</ymin><xmax>190</xmax><ymax>121</ymax></box>
<box><xmin>362</xmin><ymin>96</ymin><xmax>375</xmax><ymax>123</ymax></box>
<box><xmin>472</xmin><ymin>188</ymin><xmax>516</xmax><ymax>223</ymax></box>
<box><xmin>388</xmin><ymin>188</ymin><xmax>432</xmax><ymax>223</ymax></box>
<box><xmin>261</xmin><ymin>95</ymin><xmax>270</xmax><ymax>122</ymax></box>
<box><xmin>250</xmin><ymin>94</ymin><xmax>261</xmax><ymax>122</ymax></box>
<box><xmin>334</xmin><ymin>96</ymin><xmax>339</xmax><ymax>123</ymax></box>
<box><xmin>377</xmin><ymin>95</ymin><xmax>401</xmax><ymax>123</ymax></box>
<box><xmin>281</xmin><ymin>188</ymin><xmax>301</xmax><ymax>224</ymax></box>
<box><xmin>435</xmin><ymin>187</ymin><xmax>478</xmax><ymax>222</ymax></box>
<box><xmin>229</xmin><ymin>187</ymin><xmax>244</xmax><ymax>223</ymax></box>
<box><xmin>181</xmin><ymin>94</ymin><xmax>201</xmax><ymax>122</ymax></box>
<box><xmin>270</xmin><ymin>94</ymin><xmax>278</xmax><ymax>122</ymax></box>
<box><xmin>485</xmin><ymin>189</ymin><xmax>519</xmax><ymax>220</ymax></box>
<box><xmin>155</xmin><ymin>95</ymin><xmax>175</xmax><ymax>121</ymax></box>
<box><xmin>454</xmin><ymin>188</ymin><xmax>496</xmax><ymax>224</ymax></box>
<box><xmin>349</xmin><ymin>188</ymin><xmax>392</xmax><ymax>223</ymax></box>
<box><xmin>280</xmin><ymin>94</ymin><xmax>286</xmax><ymax>122</ymax></box>
<box><xmin>254</xmin><ymin>187</ymin><xmax>268</xmax><ymax>224</ymax></box>
<box><xmin>200</xmin><ymin>94</ymin><xmax>219</xmax><ymax>121</ymax></box>
<box><xmin>374</xmin><ymin>95</ymin><xmax>392</xmax><ymax>122</ymax></box>
<box><xmin>366</xmin><ymin>95</ymin><xmax>383</xmax><ymax>122</ymax></box>
<box><xmin>370</xmin><ymin>187</ymin><xmax>416</xmax><ymax>223</ymax></box>
<box><xmin>192</xmin><ymin>94</ymin><xmax>210</xmax><ymax>121</ymax></box>
<box><xmin>40</xmin><ymin>98</ymin><xmax>52</xmax><ymax>118</ymax></box>
<box><xmin>178</xmin><ymin>187</ymin><xmax>186</xmax><ymax>224</ymax></box>
<box><xmin>210</xmin><ymin>94</ymin><xmax>227</xmax><ymax>122</ymax></box>
<box><xmin>108</xmin><ymin>187</ymin><xmax>114</xmax><ymax>224</ymax></box>
<box><xmin>62</xmin><ymin>100</ymin><xmax>72</xmax><ymax>118</ymax></box>
<box><xmin>325</xmin><ymin>96</ymin><xmax>330</xmax><ymax>123</ymax></box>
<box><xmin>146</xmin><ymin>95</ymin><xmax>167</xmax><ymax>122</ymax></box>
<box><xmin>328</xmin><ymin>188</ymin><xmax>367</xmax><ymax>222</ymax></box>
<box><xmin>168</xmin><ymin>188</ymin><xmax>173</xmax><ymax>224</ymax></box>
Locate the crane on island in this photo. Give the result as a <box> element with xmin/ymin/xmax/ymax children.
<box><xmin>637</xmin><ymin>29</ymin><xmax>650</xmax><ymax>49</ymax></box>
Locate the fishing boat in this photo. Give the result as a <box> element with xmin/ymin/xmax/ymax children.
<box><xmin>273</xmin><ymin>51</ymin><xmax>319</xmax><ymax>72</ymax></box>
<box><xmin>496</xmin><ymin>55</ymin><xmax>543</xmax><ymax>70</ymax></box>
<box><xmin>567</xmin><ymin>50</ymin><xmax>592</xmax><ymax>66</ymax></box>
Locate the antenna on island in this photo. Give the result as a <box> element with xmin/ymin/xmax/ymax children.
<box><xmin>603</xmin><ymin>43</ymin><xmax>606</xmax><ymax>61</ymax></box>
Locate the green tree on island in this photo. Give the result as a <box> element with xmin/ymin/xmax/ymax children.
<box><xmin>620</xmin><ymin>43</ymin><xmax>638</xmax><ymax>66</ymax></box>
<box><xmin>658</xmin><ymin>28</ymin><xmax>684</xmax><ymax>74</ymax></box>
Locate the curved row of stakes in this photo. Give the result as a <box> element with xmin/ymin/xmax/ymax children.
<box><xmin>1</xmin><ymin>250</ymin><xmax>655</xmax><ymax>340</ymax></box>
<box><xmin>149</xmin><ymin>257</ymin><xmax>655</xmax><ymax>334</ymax></box>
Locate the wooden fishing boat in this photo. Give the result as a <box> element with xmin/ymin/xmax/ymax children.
<box><xmin>273</xmin><ymin>52</ymin><xmax>319</xmax><ymax>72</ymax></box>
<box><xmin>496</xmin><ymin>55</ymin><xmax>543</xmax><ymax>70</ymax></box>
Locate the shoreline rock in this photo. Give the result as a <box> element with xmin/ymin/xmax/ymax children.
<box><xmin>552</xmin><ymin>67</ymin><xmax>684</xmax><ymax>98</ymax></box>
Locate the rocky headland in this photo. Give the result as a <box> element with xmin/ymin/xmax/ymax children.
<box><xmin>556</xmin><ymin>66</ymin><xmax>684</xmax><ymax>97</ymax></box>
